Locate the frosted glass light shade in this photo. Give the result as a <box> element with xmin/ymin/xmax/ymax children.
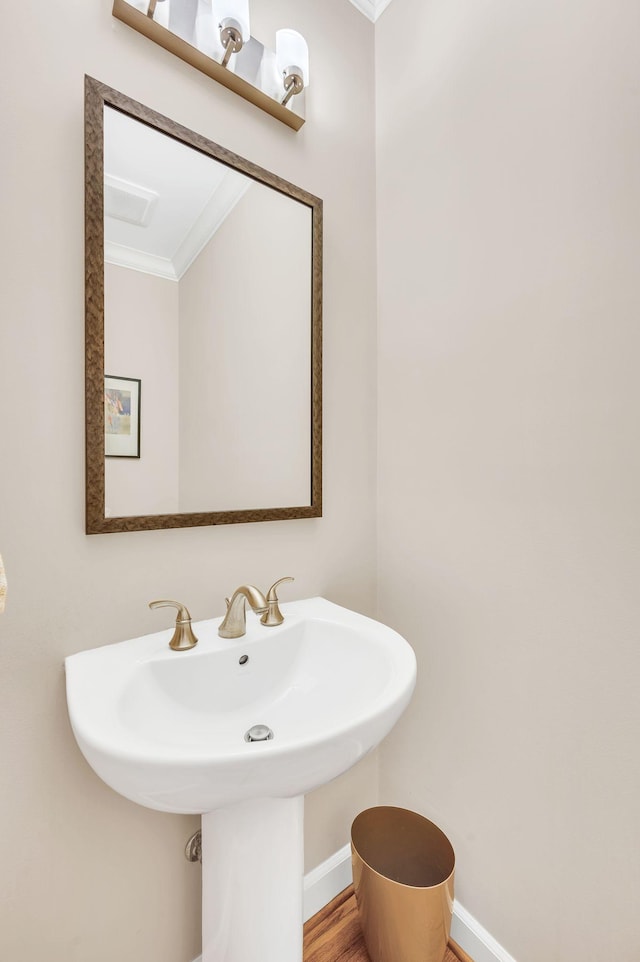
<box><xmin>276</xmin><ymin>29</ymin><xmax>309</xmax><ymax>88</ymax></box>
<box><xmin>212</xmin><ymin>0</ymin><xmax>250</xmax><ymax>42</ymax></box>
<box><xmin>152</xmin><ymin>0</ymin><xmax>170</xmax><ymax>30</ymax></box>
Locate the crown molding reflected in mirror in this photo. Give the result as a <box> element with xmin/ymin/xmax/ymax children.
<box><xmin>85</xmin><ymin>76</ymin><xmax>322</xmax><ymax>534</ymax></box>
<box><xmin>111</xmin><ymin>0</ymin><xmax>307</xmax><ymax>131</ymax></box>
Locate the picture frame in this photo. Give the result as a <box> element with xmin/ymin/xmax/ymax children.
<box><xmin>104</xmin><ymin>375</ymin><xmax>141</xmax><ymax>458</ymax></box>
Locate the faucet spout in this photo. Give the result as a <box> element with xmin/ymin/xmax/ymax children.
<box><xmin>218</xmin><ymin>585</ymin><xmax>268</xmax><ymax>639</ymax></box>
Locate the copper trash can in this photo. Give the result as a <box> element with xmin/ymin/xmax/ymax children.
<box><xmin>351</xmin><ymin>807</ymin><xmax>455</xmax><ymax>962</ymax></box>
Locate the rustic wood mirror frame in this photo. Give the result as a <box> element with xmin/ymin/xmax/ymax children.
<box><xmin>85</xmin><ymin>76</ymin><xmax>322</xmax><ymax>534</ymax></box>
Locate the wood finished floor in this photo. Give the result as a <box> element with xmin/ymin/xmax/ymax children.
<box><xmin>303</xmin><ymin>886</ymin><xmax>473</xmax><ymax>962</ymax></box>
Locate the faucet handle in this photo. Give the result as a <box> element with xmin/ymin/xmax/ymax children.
<box><xmin>260</xmin><ymin>577</ymin><xmax>294</xmax><ymax>627</ymax></box>
<box><xmin>149</xmin><ymin>599</ymin><xmax>198</xmax><ymax>651</ymax></box>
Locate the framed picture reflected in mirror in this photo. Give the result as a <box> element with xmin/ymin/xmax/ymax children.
<box><xmin>105</xmin><ymin>375</ymin><xmax>141</xmax><ymax>458</ymax></box>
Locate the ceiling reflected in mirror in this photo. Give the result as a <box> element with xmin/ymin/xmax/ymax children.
<box><xmin>104</xmin><ymin>107</ymin><xmax>250</xmax><ymax>281</ymax></box>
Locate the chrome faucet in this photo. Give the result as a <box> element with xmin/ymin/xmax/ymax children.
<box><xmin>218</xmin><ymin>585</ymin><xmax>269</xmax><ymax>639</ymax></box>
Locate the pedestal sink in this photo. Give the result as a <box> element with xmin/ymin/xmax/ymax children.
<box><xmin>65</xmin><ymin>597</ymin><xmax>416</xmax><ymax>962</ymax></box>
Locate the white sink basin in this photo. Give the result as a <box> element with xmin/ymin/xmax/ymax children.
<box><xmin>65</xmin><ymin>597</ymin><xmax>416</xmax><ymax>814</ymax></box>
<box><xmin>65</xmin><ymin>596</ymin><xmax>416</xmax><ymax>962</ymax></box>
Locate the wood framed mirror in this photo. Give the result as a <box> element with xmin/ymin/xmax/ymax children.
<box><xmin>85</xmin><ymin>76</ymin><xmax>322</xmax><ymax>534</ymax></box>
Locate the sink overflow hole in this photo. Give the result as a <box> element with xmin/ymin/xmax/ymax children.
<box><xmin>239</xmin><ymin>654</ymin><xmax>249</xmax><ymax>665</ymax></box>
<box><xmin>244</xmin><ymin>725</ymin><xmax>274</xmax><ymax>743</ymax></box>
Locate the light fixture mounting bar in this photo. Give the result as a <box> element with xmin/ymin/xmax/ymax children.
<box><xmin>111</xmin><ymin>0</ymin><xmax>305</xmax><ymax>131</ymax></box>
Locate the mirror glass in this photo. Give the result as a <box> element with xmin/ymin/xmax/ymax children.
<box><xmin>85</xmin><ymin>79</ymin><xmax>322</xmax><ymax>533</ymax></box>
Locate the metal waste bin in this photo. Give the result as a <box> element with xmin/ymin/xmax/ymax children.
<box><xmin>351</xmin><ymin>807</ymin><xmax>455</xmax><ymax>962</ymax></box>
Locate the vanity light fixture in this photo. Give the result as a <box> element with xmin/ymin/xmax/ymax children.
<box><xmin>112</xmin><ymin>0</ymin><xmax>309</xmax><ymax>130</ymax></box>
<box><xmin>276</xmin><ymin>29</ymin><xmax>309</xmax><ymax>106</ymax></box>
<box><xmin>212</xmin><ymin>0</ymin><xmax>250</xmax><ymax>68</ymax></box>
<box><xmin>145</xmin><ymin>0</ymin><xmax>168</xmax><ymax>27</ymax></box>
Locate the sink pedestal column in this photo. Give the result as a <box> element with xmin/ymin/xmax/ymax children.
<box><xmin>201</xmin><ymin>795</ymin><xmax>304</xmax><ymax>962</ymax></box>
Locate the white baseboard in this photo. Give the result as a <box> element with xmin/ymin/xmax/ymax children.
<box><xmin>451</xmin><ymin>900</ymin><xmax>518</xmax><ymax>962</ymax></box>
<box><xmin>191</xmin><ymin>844</ymin><xmax>517</xmax><ymax>962</ymax></box>
<box><xmin>303</xmin><ymin>843</ymin><xmax>353</xmax><ymax>921</ymax></box>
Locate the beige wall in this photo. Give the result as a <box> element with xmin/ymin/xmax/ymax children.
<box><xmin>179</xmin><ymin>181</ymin><xmax>311</xmax><ymax>512</ymax></box>
<box><xmin>105</xmin><ymin>262</ymin><xmax>181</xmax><ymax>515</ymax></box>
<box><xmin>0</xmin><ymin>1</ymin><xmax>377</xmax><ymax>959</ymax></box>
<box><xmin>376</xmin><ymin>1</ymin><xmax>640</xmax><ymax>960</ymax></box>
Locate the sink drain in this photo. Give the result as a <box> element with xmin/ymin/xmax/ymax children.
<box><xmin>244</xmin><ymin>724</ymin><xmax>274</xmax><ymax>742</ymax></box>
